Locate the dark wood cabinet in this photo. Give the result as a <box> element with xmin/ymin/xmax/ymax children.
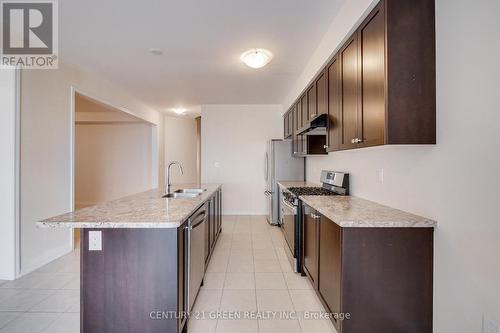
<box><xmin>283</xmin><ymin>110</ymin><xmax>293</xmax><ymax>139</ymax></box>
<box><xmin>318</xmin><ymin>213</ymin><xmax>342</xmax><ymax>329</ymax></box>
<box><xmin>295</xmin><ymin>102</ymin><xmax>301</xmax><ymax>133</ymax></box>
<box><xmin>205</xmin><ymin>188</ymin><xmax>222</xmax><ymax>266</ymax></box>
<box><xmin>177</xmin><ymin>222</ymin><xmax>187</xmax><ymax>332</ymax></box>
<box><xmin>301</xmin><ymin>203</ymin><xmax>434</xmax><ymax>333</ymax></box>
<box><xmin>300</xmin><ymin>93</ymin><xmax>308</xmax><ymax>128</ymax></box>
<box><xmin>315</xmin><ymin>71</ymin><xmax>327</xmax><ymax>117</ymax></box>
<box><xmin>327</xmin><ymin>55</ymin><xmax>341</xmax><ymax>152</ymax></box>
<box><xmin>339</xmin><ymin>35</ymin><xmax>359</xmax><ymax>150</ymax></box>
<box><xmin>302</xmin><ymin>205</ymin><xmax>319</xmax><ymax>289</ymax></box>
<box><xmin>306</xmin><ymin>84</ymin><xmax>316</xmax><ymax>121</ymax></box>
<box><xmin>283</xmin><ymin>0</ymin><xmax>436</xmax><ymax>153</ymax></box>
<box><xmin>358</xmin><ymin>5</ymin><xmax>385</xmax><ymax>147</ymax></box>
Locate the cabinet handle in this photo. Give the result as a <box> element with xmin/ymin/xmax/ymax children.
<box><xmin>323</xmin><ymin>145</ymin><xmax>328</xmax><ymax>149</ymax></box>
<box><xmin>311</xmin><ymin>212</ymin><xmax>320</xmax><ymax>219</ymax></box>
<box><xmin>352</xmin><ymin>138</ymin><xmax>363</xmax><ymax>144</ymax></box>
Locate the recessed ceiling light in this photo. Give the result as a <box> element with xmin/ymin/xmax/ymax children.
<box><xmin>240</xmin><ymin>48</ymin><xmax>273</xmax><ymax>69</ymax></box>
<box><xmin>172</xmin><ymin>108</ymin><xmax>187</xmax><ymax>115</ymax></box>
<box><xmin>149</xmin><ymin>48</ymin><xmax>163</xmax><ymax>55</ymax></box>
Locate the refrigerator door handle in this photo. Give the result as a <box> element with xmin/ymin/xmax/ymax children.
<box><xmin>264</xmin><ymin>152</ymin><xmax>269</xmax><ymax>181</ymax></box>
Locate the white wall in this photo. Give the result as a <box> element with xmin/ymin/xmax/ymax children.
<box><xmin>164</xmin><ymin>116</ymin><xmax>198</xmax><ymax>185</ymax></box>
<box><xmin>75</xmin><ymin>123</ymin><xmax>153</xmax><ymax>207</ymax></box>
<box><xmin>288</xmin><ymin>0</ymin><xmax>500</xmax><ymax>331</ymax></box>
<box><xmin>19</xmin><ymin>61</ymin><xmax>163</xmax><ymax>275</ymax></box>
<box><xmin>0</xmin><ymin>68</ymin><xmax>19</xmax><ymax>280</ymax></box>
<box><xmin>201</xmin><ymin>105</ymin><xmax>282</xmax><ymax>214</ymax></box>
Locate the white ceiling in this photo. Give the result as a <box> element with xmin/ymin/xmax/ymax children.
<box><xmin>59</xmin><ymin>0</ymin><xmax>346</xmax><ymax>113</ymax></box>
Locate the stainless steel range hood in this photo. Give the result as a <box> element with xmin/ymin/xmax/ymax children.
<box><xmin>297</xmin><ymin>113</ymin><xmax>328</xmax><ymax>136</ymax></box>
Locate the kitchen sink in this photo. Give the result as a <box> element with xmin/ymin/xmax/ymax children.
<box><xmin>162</xmin><ymin>188</ymin><xmax>206</xmax><ymax>199</ymax></box>
<box><xmin>174</xmin><ymin>188</ymin><xmax>206</xmax><ymax>194</ymax></box>
<box><xmin>162</xmin><ymin>192</ymin><xmax>200</xmax><ymax>199</ymax></box>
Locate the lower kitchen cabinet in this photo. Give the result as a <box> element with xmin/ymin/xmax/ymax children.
<box><xmin>302</xmin><ymin>203</ymin><xmax>433</xmax><ymax>333</ymax></box>
<box><xmin>205</xmin><ymin>188</ymin><xmax>222</xmax><ymax>266</ymax></box>
<box><xmin>302</xmin><ymin>204</ymin><xmax>319</xmax><ymax>289</ymax></box>
<box><xmin>177</xmin><ymin>221</ymin><xmax>188</xmax><ymax>333</ymax></box>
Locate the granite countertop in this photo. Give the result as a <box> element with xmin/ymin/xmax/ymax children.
<box><xmin>277</xmin><ymin>181</ymin><xmax>321</xmax><ymax>188</ymax></box>
<box><xmin>300</xmin><ymin>195</ymin><xmax>436</xmax><ymax>228</ymax></box>
<box><xmin>38</xmin><ymin>183</ymin><xmax>222</xmax><ymax>229</ymax></box>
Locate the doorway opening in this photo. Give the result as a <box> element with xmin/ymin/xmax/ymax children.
<box><xmin>73</xmin><ymin>92</ymin><xmax>157</xmax><ymax>248</ymax></box>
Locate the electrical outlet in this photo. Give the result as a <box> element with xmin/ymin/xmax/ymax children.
<box><xmin>484</xmin><ymin>316</ymin><xmax>499</xmax><ymax>333</ymax></box>
<box><xmin>88</xmin><ymin>231</ymin><xmax>102</xmax><ymax>251</ymax></box>
<box><xmin>378</xmin><ymin>169</ymin><xmax>384</xmax><ymax>184</ymax></box>
<box><xmin>214</xmin><ymin>162</ymin><xmax>220</xmax><ymax>168</ymax></box>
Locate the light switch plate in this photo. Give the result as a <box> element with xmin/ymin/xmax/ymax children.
<box><xmin>88</xmin><ymin>231</ymin><xmax>102</xmax><ymax>251</ymax></box>
<box><xmin>483</xmin><ymin>316</ymin><xmax>499</xmax><ymax>333</ymax></box>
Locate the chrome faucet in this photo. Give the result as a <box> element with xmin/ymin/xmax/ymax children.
<box><xmin>165</xmin><ymin>161</ymin><xmax>184</xmax><ymax>194</ymax></box>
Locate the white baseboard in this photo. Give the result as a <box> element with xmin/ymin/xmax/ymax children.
<box><xmin>19</xmin><ymin>243</ymin><xmax>74</xmax><ymax>278</ymax></box>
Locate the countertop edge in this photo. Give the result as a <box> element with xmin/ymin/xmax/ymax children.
<box><xmin>299</xmin><ymin>195</ymin><xmax>437</xmax><ymax>229</ymax></box>
<box><xmin>38</xmin><ymin>184</ymin><xmax>222</xmax><ymax>229</ymax></box>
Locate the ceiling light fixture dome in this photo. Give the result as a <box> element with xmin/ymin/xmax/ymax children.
<box><xmin>240</xmin><ymin>48</ymin><xmax>273</xmax><ymax>69</ymax></box>
<box><xmin>172</xmin><ymin>108</ymin><xmax>186</xmax><ymax>115</ymax></box>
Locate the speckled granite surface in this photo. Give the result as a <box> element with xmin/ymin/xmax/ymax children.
<box><xmin>300</xmin><ymin>195</ymin><xmax>436</xmax><ymax>228</ymax></box>
<box><xmin>277</xmin><ymin>181</ymin><xmax>321</xmax><ymax>188</ymax></box>
<box><xmin>38</xmin><ymin>184</ymin><xmax>222</xmax><ymax>229</ymax></box>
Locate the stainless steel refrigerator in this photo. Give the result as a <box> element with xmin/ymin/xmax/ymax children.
<box><xmin>265</xmin><ymin>139</ymin><xmax>304</xmax><ymax>225</ymax></box>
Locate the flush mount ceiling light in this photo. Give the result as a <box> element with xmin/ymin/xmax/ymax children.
<box><xmin>240</xmin><ymin>48</ymin><xmax>273</xmax><ymax>69</ymax></box>
<box><xmin>172</xmin><ymin>108</ymin><xmax>187</xmax><ymax>115</ymax></box>
<box><xmin>149</xmin><ymin>48</ymin><xmax>163</xmax><ymax>55</ymax></box>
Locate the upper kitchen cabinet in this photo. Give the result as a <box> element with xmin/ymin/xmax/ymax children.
<box><xmin>300</xmin><ymin>93</ymin><xmax>308</xmax><ymax>129</ymax></box>
<box><xmin>283</xmin><ymin>109</ymin><xmax>292</xmax><ymax>139</ymax></box>
<box><xmin>327</xmin><ymin>55</ymin><xmax>341</xmax><ymax>152</ymax></box>
<box><xmin>343</xmin><ymin>0</ymin><xmax>436</xmax><ymax>149</ymax></box>
<box><xmin>306</xmin><ymin>84</ymin><xmax>316</xmax><ymax>121</ymax></box>
<box><xmin>285</xmin><ymin>0</ymin><xmax>436</xmax><ymax>153</ymax></box>
<box><xmin>338</xmin><ymin>34</ymin><xmax>359</xmax><ymax>150</ymax></box>
<box><xmin>315</xmin><ymin>71</ymin><xmax>327</xmax><ymax>118</ymax></box>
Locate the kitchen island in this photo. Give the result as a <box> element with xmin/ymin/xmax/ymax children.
<box><xmin>39</xmin><ymin>184</ymin><xmax>223</xmax><ymax>333</ymax></box>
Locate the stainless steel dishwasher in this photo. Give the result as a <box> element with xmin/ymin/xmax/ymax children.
<box><xmin>187</xmin><ymin>205</ymin><xmax>207</xmax><ymax>311</ymax></box>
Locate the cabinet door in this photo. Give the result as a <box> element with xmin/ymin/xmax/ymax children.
<box><xmin>283</xmin><ymin>113</ymin><xmax>288</xmax><ymax>138</ymax></box>
<box><xmin>316</xmin><ymin>71</ymin><xmax>327</xmax><ymax>117</ymax></box>
<box><xmin>327</xmin><ymin>55</ymin><xmax>341</xmax><ymax>151</ymax></box>
<box><xmin>303</xmin><ymin>205</ymin><xmax>319</xmax><ymax>289</ymax></box>
<box><xmin>358</xmin><ymin>3</ymin><xmax>385</xmax><ymax>147</ymax></box>
<box><xmin>178</xmin><ymin>222</ymin><xmax>187</xmax><ymax>332</ymax></box>
<box><xmin>339</xmin><ymin>35</ymin><xmax>359</xmax><ymax>150</ymax></box>
<box><xmin>300</xmin><ymin>94</ymin><xmax>308</xmax><ymax>127</ymax></box>
<box><xmin>307</xmin><ymin>84</ymin><xmax>316</xmax><ymax>121</ymax></box>
<box><xmin>205</xmin><ymin>202</ymin><xmax>211</xmax><ymax>263</ymax></box>
<box><xmin>217</xmin><ymin>190</ymin><xmax>222</xmax><ymax>234</ymax></box>
<box><xmin>318</xmin><ymin>215</ymin><xmax>342</xmax><ymax>324</ymax></box>
<box><xmin>295</xmin><ymin>102</ymin><xmax>302</xmax><ymax>132</ymax></box>
<box><xmin>210</xmin><ymin>197</ymin><xmax>216</xmax><ymax>249</ymax></box>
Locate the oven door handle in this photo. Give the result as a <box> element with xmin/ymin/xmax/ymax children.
<box><xmin>281</xmin><ymin>198</ymin><xmax>297</xmax><ymax>215</ymax></box>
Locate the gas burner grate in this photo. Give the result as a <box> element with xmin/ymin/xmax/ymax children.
<box><xmin>287</xmin><ymin>187</ymin><xmax>336</xmax><ymax>196</ymax></box>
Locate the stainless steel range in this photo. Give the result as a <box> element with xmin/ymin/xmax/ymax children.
<box><xmin>279</xmin><ymin>170</ymin><xmax>349</xmax><ymax>273</ymax></box>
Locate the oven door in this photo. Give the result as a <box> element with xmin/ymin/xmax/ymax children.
<box><xmin>280</xmin><ymin>197</ymin><xmax>296</xmax><ymax>256</ymax></box>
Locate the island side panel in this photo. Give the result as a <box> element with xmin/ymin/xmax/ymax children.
<box><xmin>341</xmin><ymin>227</ymin><xmax>434</xmax><ymax>333</ymax></box>
<box><xmin>81</xmin><ymin>228</ymin><xmax>179</xmax><ymax>333</ymax></box>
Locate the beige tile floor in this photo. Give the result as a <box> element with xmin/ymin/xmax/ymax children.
<box><xmin>0</xmin><ymin>251</ymin><xmax>80</xmax><ymax>333</ymax></box>
<box><xmin>191</xmin><ymin>215</ymin><xmax>337</xmax><ymax>333</ymax></box>
<box><xmin>0</xmin><ymin>216</ymin><xmax>336</xmax><ymax>333</ymax></box>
